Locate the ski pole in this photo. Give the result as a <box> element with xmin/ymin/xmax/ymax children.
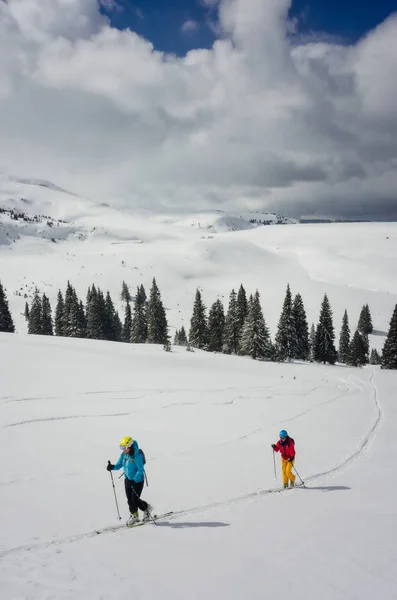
<box><xmin>272</xmin><ymin>449</ymin><xmax>277</xmax><ymax>480</ymax></box>
<box><xmin>108</xmin><ymin>461</ymin><xmax>122</xmax><ymax>520</ymax></box>
<box><xmin>293</xmin><ymin>464</ymin><xmax>305</xmax><ymax>486</ymax></box>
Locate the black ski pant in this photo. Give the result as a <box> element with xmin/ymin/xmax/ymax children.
<box><xmin>124</xmin><ymin>478</ymin><xmax>148</xmax><ymax>514</ymax></box>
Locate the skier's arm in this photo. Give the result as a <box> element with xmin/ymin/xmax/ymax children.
<box><xmin>272</xmin><ymin>442</ymin><xmax>280</xmax><ymax>452</ymax></box>
<box><xmin>133</xmin><ymin>450</ymin><xmax>144</xmax><ymax>482</ymax></box>
<box><xmin>113</xmin><ymin>453</ymin><xmax>124</xmax><ymax>470</ymax></box>
<box><xmin>289</xmin><ymin>440</ymin><xmax>296</xmax><ymax>460</ymax></box>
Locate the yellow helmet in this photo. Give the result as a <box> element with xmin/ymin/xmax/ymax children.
<box><xmin>119</xmin><ymin>436</ymin><xmax>133</xmax><ymax>449</ymax></box>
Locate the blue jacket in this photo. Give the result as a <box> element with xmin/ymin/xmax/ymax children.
<box><xmin>113</xmin><ymin>440</ymin><xmax>144</xmax><ymax>483</ymax></box>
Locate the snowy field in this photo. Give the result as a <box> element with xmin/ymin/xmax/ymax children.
<box><xmin>1</xmin><ymin>334</ymin><xmax>396</xmax><ymax>599</ymax></box>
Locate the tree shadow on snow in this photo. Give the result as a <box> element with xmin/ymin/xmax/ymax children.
<box><xmin>156</xmin><ymin>521</ymin><xmax>230</xmax><ymax>529</ymax></box>
<box><xmin>302</xmin><ymin>485</ymin><xmax>351</xmax><ymax>492</ymax></box>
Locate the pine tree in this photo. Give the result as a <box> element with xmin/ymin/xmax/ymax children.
<box><xmin>86</xmin><ymin>285</ymin><xmax>106</xmax><ymax>340</ymax></box>
<box><xmin>338</xmin><ymin>309</ymin><xmax>350</xmax><ymax>363</ymax></box>
<box><xmin>0</xmin><ymin>281</ymin><xmax>15</xmax><ymax>333</ymax></box>
<box><xmin>66</xmin><ymin>289</ymin><xmax>86</xmax><ymax>338</ymax></box>
<box><xmin>121</xmin><ymin>281</ymin><xmax>132</xmax><ymax>303</ymax></box>
<box><xmin>41</xmin><ymin>294</ymin><xmax>53</xmax><ymax>336</ymax></box>
<box><xmin>236</xmin><ymin>284</ymin><xmax>248</xmax><ymax>351</ymax></box>
<box><xmin>309</xmin><ymin>323</ymin><xmax>316</xmax><ymax>361</ymax></box>
<box><xmin>179</xmin><ymin>325</ymin><xmax>188</xmax><ymax>346</ymax></box>
<box><xmin>208</xmin><ymin>299</ymin><xmax>225</xmax><ymax>352</ymax></box>
<box><xmin>28</xmin><ymin>288</ymin><xmax>43</xmax><ymax>335</ymax></box>
<box><xmin>370</xmin><ymin>348</ymin><xmax>381</xmax><ymax>365</ymax></box>
<box><xmin>381</xmin><ymin>304</ymin><xmax>397</xmax><ymax>370</ymax></box>
<box><xmin>174</xmin><ymin>326</ymin><xmax>188</xmax><ymax>346</ymax></box>
<box><xmin>314</xmin><ymin>294</ymin><xmax>337</xmax><ymax>365</ymax></box>
<box><xmin>292</xmin><ymin>293</ymin><xmax>310</xmax><ymax>360</ymax></box>
<box><xmin>96</xmin><ymin>289</ymin><xmax>108</xmax><ymax>339</ymax></box>
<box><xmin>358</xmin><ymin>304</ymin><xmax>373</xmax><ymax>335</ymax></box>
<box><xmin>122</xmin><ymin>300</ymin><xmax>132</xmax><ymax>343</ymax></box>
<box><xmin>362</xmin><ymin>331</ymin><xmax>370</xmax><ymax>358</ymax></box>
<box><xmin>147</xmin><ymin>279</ymin><xmax>168</xmax><ymax>344</ymax></box>
<box><xmin>131</xmin><ymin>285</ymin><xmax>148</xmax><ymax>343</ymax></box>
<box><xmin>240</xmin><ymin>290</ymin><xmax>272</xmax><ymax>360</ymax></box>
<box><xmin>275</xmin><ymin>284</ymin><xmax>298</xmax><ymax>361</ymax></box>
<box><xmin>78</xmin><ymin>300</ymin><xmax>87</xmax><ymax>337</ymax></box>
<box><xmin>62</xmin><ymin>282</ymin><xmax>75</xmax><ymax>336</ymax></box>
<box><xmin>348</xmin><ymin>330</ymin><xmax>368</xmax><ymax>367</ymax></box>
<box><xmin>104</xmin><ymin>291</ymin><xmax>120</xmax><ymax>341</ymax></box>
<box><xmin>24</xmin><ymin>302</ymin><xmax>30</xmax><ymax>322</ymax></box>
<box><xmin>54</xmin><ymin>290</ymin><xmax>65</xmax><ymax>336</ymax></box>
<box><xmin>113</xmin><ymin>311</ymin><xmax>122</xmax><ymax>342</ymax></box>
<box><xmin>189</xmin><ymin>288</ymin><xmax>208</xmax><ymax>349</ymax></box>
<box><xmin>223</xmin><ymin>289</ymin><xmax>239</xmax><ymax>354</ymax></box>
<box><xmin>60</xmin><ymin>284</ymin><xmax>84</xmax><ymax>338</ymax></box>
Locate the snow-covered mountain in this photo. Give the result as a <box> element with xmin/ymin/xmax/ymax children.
<box><xmin>0</xmin><ymin>175</ymin><xmax>294</xmax><ymax>240</ymax></box>
<box><xmin>157</xmin><ymin>210</ymin><xmax>296</xmax><ymax>233</ymax></box>
<box><xmin>1</xmin><ymin>174</ymin><xmax>397</xmax><ymax>352</ymax></box>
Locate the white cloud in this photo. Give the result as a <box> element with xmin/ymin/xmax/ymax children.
<box><xmin>0</xmin><ymin>0</ymin><xmax>396</xmax><ymax>219</ymax></box>
<box><xmin>181</xmin><ymin>20</ymin><xmax>199</xmax><ymax>34</ymax></box>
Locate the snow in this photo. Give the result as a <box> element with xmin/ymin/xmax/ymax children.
<box><xmin>1</xmin><ymin>175</ymin><xmax>397</xmax><ymax>597</ymax></box>
<box><xmin>161</xmin><ymin>209</ymin><xmax>296</xmax><ymax>232</ymax></box>
<box><xmin>1</xmin><ymin>334</ymin><xmax>397</xmax><ymax>599</ymax></box>
<box><xmin>1</xmin><ymin>176</ymin><xmax>397</xmax><ymax>356</ymax></box>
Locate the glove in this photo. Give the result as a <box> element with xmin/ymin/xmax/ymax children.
<box><xmin>288</xmin><ymin>457</ymin><xmax>294</xmax><ymax>463</ymax></box>
<box><xmin>106</xmin><ymin>461</ymin><xmax>114</xmax><ymax>471</ymax></box>
<box><xmin>271</xmin><ymin>444</ymin><xmax>276</xmax><ymax>449</ymax></box>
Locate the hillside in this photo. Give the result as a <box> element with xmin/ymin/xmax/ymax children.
<box><xmin>1</xmin><ymin>176</ymin><xmax>397</xmax><ymax>355</ymax></box>
<box><xmin>0</xmin><ymin>334</ymin><xmax>396</xmax><ymax>598</ymax></box>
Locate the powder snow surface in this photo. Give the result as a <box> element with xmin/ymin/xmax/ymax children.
<box><xmin>1</xmin><ymin>177</ymin><xmax>397</xmax><ymax>598</ymax></box>
<box><xmin>1</xmin><ymin>335</ymin><xmax>396</xmax><ymax>599</ymax></box>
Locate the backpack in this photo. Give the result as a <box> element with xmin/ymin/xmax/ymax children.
<box><xmin>139</xmin><ymin>448</ymin><xmax>148</xmax><ymax>486</ymax></box>
<box><xmin>128</xmin><ymin>446</ymin><xmax>148</xmax><ymax>484</ymax></box>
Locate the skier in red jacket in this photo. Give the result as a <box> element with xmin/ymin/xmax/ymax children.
<box><xmin>272</xmin><ymin>429</ymin><xmax>296</xmax><ymax>488</ymax></box>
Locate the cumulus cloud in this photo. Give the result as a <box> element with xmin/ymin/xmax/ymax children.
<box><xmin>0</xmin><ymin>0</ymin><xmax>396</xmax><ymax>219</ymax></box>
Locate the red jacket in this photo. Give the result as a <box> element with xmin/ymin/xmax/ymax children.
<box><xmin>274</xmin><ymin>437</ymin><xmax>295</xmax><ymax>460</ymax></box>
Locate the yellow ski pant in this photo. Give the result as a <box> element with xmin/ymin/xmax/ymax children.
<box><xmin>282</xmin><ymin>459</ymin><xmax>296</xmax><ymax>485</ymax></box>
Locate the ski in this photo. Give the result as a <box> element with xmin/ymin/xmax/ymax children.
<box><xmin>127</xmin><ymin>511</ymin><xmax>174</xmax><ymax>528</ymax></box>
<box><xmin>95</xmin><ymin>511</ymin><xmax>174</xmax><ymax>535</ymax></box>
<box><xmin>268</xmin><ymin>483</ymin><xmax>306</xmax><ymax>494</ymax></box>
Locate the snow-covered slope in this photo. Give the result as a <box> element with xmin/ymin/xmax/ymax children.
<box><xmin>159</xmin><ymin>209</ymin><xmax>296</xmax><ymax>232</ymax></box>
<box><xmin>0</xmin><ymin>334</ymin><xmax>396</xmax><ymax>599</ymax></box>
<box><xmin>1</xmin><ymin>174</ymin><xmax>397</xmax><ymax>356</ymax></box>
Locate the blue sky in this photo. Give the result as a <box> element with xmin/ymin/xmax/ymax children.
<box><xmin>101</xmin><ymin>0</ymin><xmax>397</xmax><ymax>54</ymax></box>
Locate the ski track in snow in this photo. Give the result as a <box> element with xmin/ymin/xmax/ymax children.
<box><xmin>0</xmin><ymin>379</ymin><xmax>323</xmax><ymax>406</ymax></box>
<box><xmin>0</xmin><ymin>383</ymin><xmax>329</xmax><ymax>427</ymax></box>
<box><xmin>306</xmin><ymin>371</ymin><xmax>382</xmax><ymax>481</ymax></box>
<box><xmin>3</xmin><ymin>412</ymin><xmax>134</xmax><ymax>428</ymax></box>
<box><xmin>1</xmin><ymin>380</ymin><xmax>346</xmax><ymax>436</ymax></box>
<box><xmin>151</xmin><ymin>379</ymin><xmax>353</xmax><ymax>459</ymax></box>
<box><xmin>0</xmin><ymin>369</ymin><xmax>381</xmax><ymax>559</ymax></box>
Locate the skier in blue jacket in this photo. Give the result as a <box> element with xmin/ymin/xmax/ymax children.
<box><xmin>107</xmin><ymin>436</ymin><xmax>152</xmax><ymax>526</ymax></box>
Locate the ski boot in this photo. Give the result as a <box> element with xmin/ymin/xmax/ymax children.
<box><xmin>283</xmin><ymin>482</ymin><xmax>288</xmax><ymax>489</ymax></box>
<box><xmin>142</xmin><ymin>504</ymin><xmax>153</xmax><ymax>522</ymax></box>
<box><xmin>127</xmin><ymin>512</ymin><xmax>139</xmax><ymax>527</ymax></box>
<box><xmin>290</xmin><ymin>481</ymin><xmax>295</xmax><ymax>488</ymax></box>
